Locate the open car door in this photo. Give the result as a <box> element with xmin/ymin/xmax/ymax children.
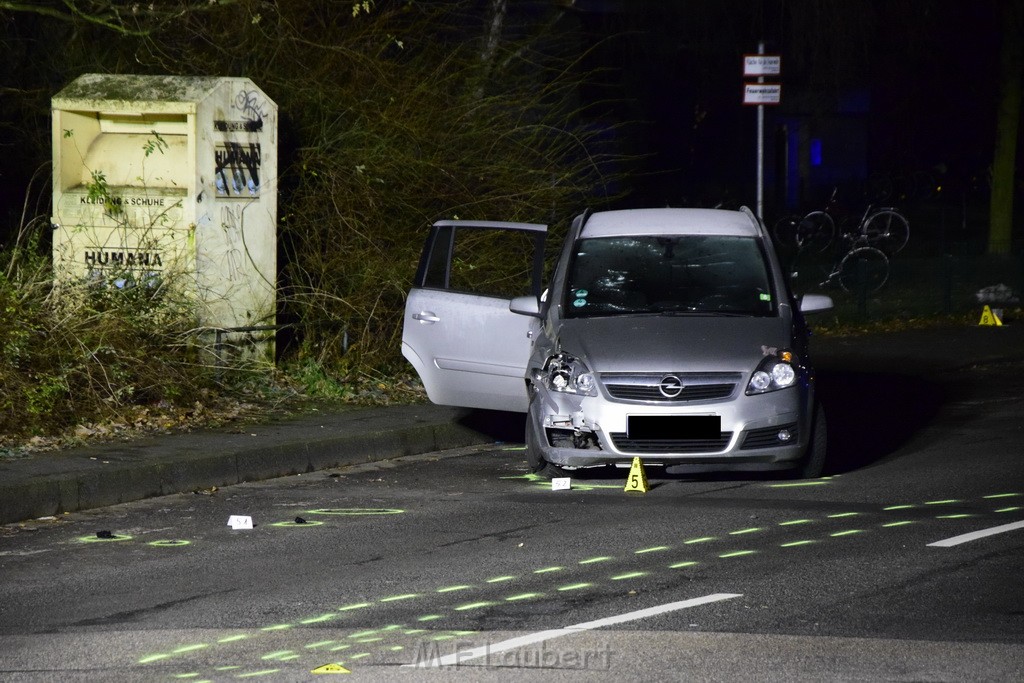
<box><xmin>402</xmin><ymin>220</ymin><xmax>547</xmax><ymax>413</ymax></box>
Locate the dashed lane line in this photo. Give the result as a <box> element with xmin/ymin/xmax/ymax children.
<box><xmin>927</xmin><ymin>519</ymin><xmax>1024</xmax><ymax>548</ymax></box>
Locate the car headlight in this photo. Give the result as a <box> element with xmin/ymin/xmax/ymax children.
<box><xmin>544</xmin><ymin>353</ymin><xmax>598</xmax><ymax>396</ymax></box>
<box><xmin>746</xmin><ymin>350</ymin><xmax>798</xmax><ymax>395</ymax></box>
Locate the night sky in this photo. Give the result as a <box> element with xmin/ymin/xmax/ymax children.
<box><xmin>0</xmin><ymin>1</ymin><xmax>1015</xmax><ymax>242</ymax></box>
<box><xmin>559</xmin><ymin>1</ymin><xmax>1007</xmax><ymax>218</ymax></box>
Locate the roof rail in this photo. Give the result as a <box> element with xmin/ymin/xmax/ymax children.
<box><xmin>739</xmin><ymin>205</ymin><xmax>768</xmax><ymax>239</ymax></box>
<box><xmin>578</xmin><ymin>207</ymin><xmax>593</xmax><ymax>228</ymax></box>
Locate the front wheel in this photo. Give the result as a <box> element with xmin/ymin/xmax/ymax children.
<box><xmin>797</xmin><ymin>405</ymin><xmax>828</xmax><ymax>479</ymax></box>
<box><xmin>863</xmin><ymin>209</ymin><xmax>909</xmax><ymax>254</ymax></box>
<box><xmin>772</xmin><ymin>214</ymin><xmax>802</xmax><ymax>249</ymax></box>
<box><xmin>795</xmin><ymin>211</ymin><xmax>835</xmax><ymax>253</ymax></box>
<box><xmin>838</xmin><ymin>247</ymin><xmax>889</xmax><ymax>293</ymax></box>
<box><xmin>525</xmin><ymin>400</ymin><xmax>567</xmax><ymax>479</ymax></box>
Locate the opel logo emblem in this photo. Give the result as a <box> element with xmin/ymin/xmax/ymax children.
<box><xmin>659</xmin><ymin>375</ymin><xmax>683</xmax><ymax>398</ymax></box>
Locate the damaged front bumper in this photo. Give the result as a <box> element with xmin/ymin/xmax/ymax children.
<box><xmin>526</xmin><ymin>379</ymin><xmax>811</xmax><ymax>473</ymax></box>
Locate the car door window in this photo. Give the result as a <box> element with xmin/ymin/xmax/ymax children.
<box><xmin>420</xmin><ymin>224</ymin><xmax>544</xmax><ymax>299</ymax></box>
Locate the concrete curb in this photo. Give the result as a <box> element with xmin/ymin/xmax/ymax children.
<box><xmin>0</xmin><ymin>406</ymin><xmax>493</xmax><ymax>525</ymax></box>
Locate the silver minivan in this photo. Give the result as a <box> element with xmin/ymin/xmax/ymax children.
<box><xmin>402</xmin><ymin>207</ymin><xmax>833</xmax><ymax>478</ymax></box>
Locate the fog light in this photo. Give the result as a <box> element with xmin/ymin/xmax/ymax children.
<box><xmin>777</xmin><ymin>429</ymin><xmax>792</xmax><ymax>442</ymax></box>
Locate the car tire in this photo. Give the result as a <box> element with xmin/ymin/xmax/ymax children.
<box><xmin>525</xmin><ymin>408</ymin><xmax>568</xmax><ymax>479</ymax></box>
<box><xmin>797</xmin><ymin>405</ymin><xmax>828</xmax><ymax>479</ymax></box>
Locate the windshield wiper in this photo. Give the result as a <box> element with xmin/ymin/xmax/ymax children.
<box><xmin>656</xmin><ymin>310</ymin><xmax>753</xmax><ymax>317</ymax></box>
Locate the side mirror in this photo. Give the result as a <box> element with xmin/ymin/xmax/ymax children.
<box><xmin>510</xmin><ymin>295</ymin><xmax>542</xmax><ymax>317</ymax></box>
<box><xmin>799</xmin><ymin>294</ymin><xmax>833</xmax><ymax>314</ymax></box>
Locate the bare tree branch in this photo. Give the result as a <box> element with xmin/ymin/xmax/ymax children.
<box><xmin>0</xmin><ymin>0</ymin><xmax>237</xmax><ymax>36</ymax></box>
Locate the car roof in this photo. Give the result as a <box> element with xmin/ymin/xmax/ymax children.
<box><xmin>579</xmin><ymin>208</ymin><xmax>761</xmax><ymax>238</ymax></box>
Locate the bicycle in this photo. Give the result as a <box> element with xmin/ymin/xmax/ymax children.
<box><xmin>818</xmin><ymin>241</ymin><xmax>889</xmax><ymax>294</ymax></box>
<box><xmin>787</xmin><ymin>228</ymin><xmax>890</xmax><ymax>295</ymax></box>
<box><xmin>773</xmin><ymin>187</ymin><xmax>910</xmax><ymax>256</ymax></box>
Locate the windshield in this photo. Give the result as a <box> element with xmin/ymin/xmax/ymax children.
<box><xmin>564</xmin><ymin>235</ymin><xmax>774</xmax><ymax>318</ymax></box>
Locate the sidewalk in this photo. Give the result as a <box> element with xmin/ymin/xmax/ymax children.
<box><xmin>0</xmin><ymin>404</ymin><xmax>494</xmax><ymax>526</ymax></box>
<box><xmin>2</xmin><ymin>323</ymin><xmax>1022</xmax><ymax>526</ymax></box>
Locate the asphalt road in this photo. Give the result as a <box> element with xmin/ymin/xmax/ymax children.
<box><xmin>1</xmin><ymin>349</ymin><xmax>1023</xmax><ymax>681</ymax></box>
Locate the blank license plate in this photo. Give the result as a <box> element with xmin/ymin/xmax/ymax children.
<box><xmin>627</xmin><ymin>415</ymin><xmax>721</xmax><ymax>439</ymax></box>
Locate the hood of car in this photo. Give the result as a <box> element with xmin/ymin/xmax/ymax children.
<box><xmin>553</xmin><ymin>315</ymin><xmax>792</xmax><ymax>373</ymax></box>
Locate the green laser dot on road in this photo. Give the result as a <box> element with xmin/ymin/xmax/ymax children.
<box><xmin>237</xmin><ymin>669</ymin><xmax>279</xmax><ymax>678</ymax></box>
<box><xmin>684</xmin><ymin>536</ymin><xmax>717</xmax><ymax>544</ymax></box>
<box><xmin>348</xmin><ymin>630</ymin><xmax>379</xmax><ymax>639</ymax></box>
<box><xmin>304</xmin><ymin>641</ymin><xmax>335</xmax><ymax>649</ymax></box>
<box><xmin>669</xmin><ymin>561</ymin><xmax>699</xmax><ymax>569</ymax></box>
<box><xmin>299</xmin><ymin>614</ymin><xmax>337</xmax><ymax>624</ymax></box>
<box><xmin>505</xmin><ymin>593</ymin><xmax>542</xmax><ymax>601</ymax></box>
<box><xmin>455</xmin><ymin>601</ymin><xmax>497</xmax><ymax>611</ymax></box>
<box><xmin>338</xmin><ymin>603</ymin><xmax>371</xmax><ymax>611</ymax></box>
<box><xmin>486</xmin><ymin>575</ymin><xmax>516</xmax><ymax>583</ymax></box>
<box><xmin>611</xmin><ymin>571</ymin><xmax>648</xmax><ymax>580</ymax></box>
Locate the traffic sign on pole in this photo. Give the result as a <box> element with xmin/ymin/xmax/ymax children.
<box><xmin>743</xmin><ymin>83</ymin><xmax>782</xmax><ymax>105</ymax></box>
<box><xmin>743</xmin><ymin>54</ymin><xmax>781</xmax><ymax>77</ymax></box>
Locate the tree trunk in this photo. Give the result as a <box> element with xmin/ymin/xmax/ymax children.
<box><xmin>989</xmin><ymin>0</ymin><xmax>1024</xmax><ymax>255</ymax></box>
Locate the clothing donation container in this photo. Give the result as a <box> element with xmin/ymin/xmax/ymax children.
<box><xmin>51</xmin><ymin>74</ymin><xmax>277</xmax><ymax>359</ymax></box>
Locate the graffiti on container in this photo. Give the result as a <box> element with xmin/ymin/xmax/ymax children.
<box><xmin>233</xmin><ymin>89</ymin><xmax>270</xmax><ymax>125</ymax></box>
<box><xmin>220</xmin><ymin>204</ymin><xmax>245</xmax><ymax>282</ymax></box>
<box><xmin>215</xmin><ymin>142</ymin><xmax>261</xmax><ymax>197</ymax></box>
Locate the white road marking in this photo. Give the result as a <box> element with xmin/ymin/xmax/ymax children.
<box><xmin>405</xmin><ymin>592</ymin><xmax>742</xmax><ymax>668</ymax></box>
<box><xmin>928</xmin><ymin>520</ymin><xmax>1024</xmax><ymax>548</ymax></box>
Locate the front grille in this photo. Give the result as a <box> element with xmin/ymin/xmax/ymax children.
<box><xmin>609</xmin><ymin>432</ymin><xmax>733</xmax><ymax>454</ymax></box>
<box><xmin>601</xmin><ymin>372</ymin><xmax>741</xmax><ymax>403</ymax></box>
<box><xmin>740</xmin><ymin>423</ymin><xmax>799</xmax><ymax>450</ymax></box>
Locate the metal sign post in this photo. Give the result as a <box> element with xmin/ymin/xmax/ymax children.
<box><xmin>743</xmin><ymin>44</ymin><xmax>781</xmax><ymax>219</ymax></box>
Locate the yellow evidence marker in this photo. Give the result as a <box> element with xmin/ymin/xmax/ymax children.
<box><xmin>624</xmin><ymin>457</ymin><xmax>649</xmax><ymax>493</ymax></box>
<box><xmin>978</xmin><ymin>305</ymin><xmax>1003</xmax><ymax>326</ymax></box>
<box><xmin>311</xmin><ymin>663</ymin><xmax>351</xmax><ymax>674</ymax></box>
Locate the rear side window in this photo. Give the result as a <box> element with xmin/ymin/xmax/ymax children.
<box><xmin>565</xmin><ymin>235</ymin><xmax>774</xmax><ymax>317</ymax></box>
<box><xmin>419</xmin><ymin>225</ymin><xmax>543</xmax><ymax>299</ymax></box>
